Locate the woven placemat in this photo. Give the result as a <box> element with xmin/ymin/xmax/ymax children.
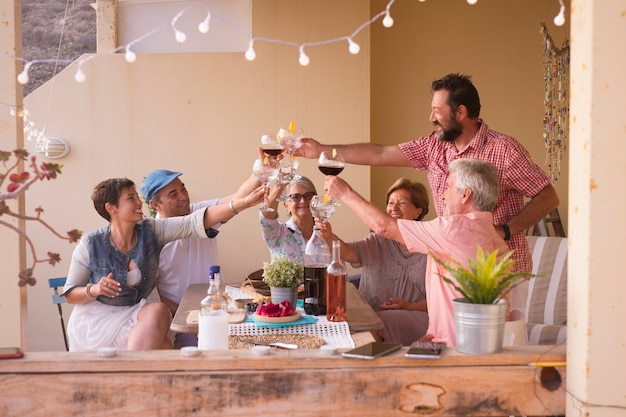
<box><xmin>229</xmin><ymin>334</ymin><xmax>325</xmax><ymax>349</ymax></box>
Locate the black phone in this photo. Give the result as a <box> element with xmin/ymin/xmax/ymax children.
<box><xmin>405</xmin><ymin>341</ymin><xmax>446</xmax><ymax>359</ymax></box>
<box><xmin>341</xmin><ymin>342</ymin><xmax>402</xmax><ymax>360</ymax></box>
<box><xmin>0</xmin><ymin>347</ymin><xmax>24</xmax><ymax>359</ymax></box>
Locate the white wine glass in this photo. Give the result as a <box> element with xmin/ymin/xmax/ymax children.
<box><xmin>252</xmin><ymin>157</ymin><xmax>279</xmax><ymax>212</ymax></box>
<box><xmin>309</xmin><ymin>195</ymin><xmax>337</xmax><ymax>222</ymax></box>
<box><xmin>278</xmin><ymin>127</ymin><xmax>304</xmax><ymax>181</ymax></box>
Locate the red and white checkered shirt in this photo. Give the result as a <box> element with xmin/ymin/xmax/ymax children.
<box><xmin>399</xmin><ymin>120</ymin><xmax>550</xmax><ymax>272</ymax></box>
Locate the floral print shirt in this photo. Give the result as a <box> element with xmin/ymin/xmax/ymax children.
<box><xmin>259</xmin><ymin>212</ymin><xmax>307</xmax><ymax>263</ymax></box>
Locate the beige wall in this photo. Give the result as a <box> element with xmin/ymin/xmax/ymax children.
<box><xmin>370</xmin><ymin>0</ymin><xmax>569</xmax><ymax>231</ymax></box>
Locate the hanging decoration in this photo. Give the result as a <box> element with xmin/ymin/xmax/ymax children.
<box><xmin>541</xmin><ymin>23</ymin><xmax>569</xmax><ymax>184</ymax></box>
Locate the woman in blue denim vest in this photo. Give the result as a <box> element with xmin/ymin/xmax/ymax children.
<box><xmin>63</xmin><ymin>177</ymin><xmax>263</xmax><ymax>351</ymax></box>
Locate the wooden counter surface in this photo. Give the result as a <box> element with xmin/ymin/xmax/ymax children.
<box><xmin>0</xmin><ymin>345</ymin><xmax>566</xmax><ymax>416</ymax></box>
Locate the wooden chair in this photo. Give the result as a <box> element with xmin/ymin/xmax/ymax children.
<box><xmin>529</xmin><ymin>208</ymin><xmax>566</xmax><ymax>237</ymax></box>
<box><xmin>48</xmin><ymin>277</ymin><xmax>69</xmax><ymax>351</ymax></box>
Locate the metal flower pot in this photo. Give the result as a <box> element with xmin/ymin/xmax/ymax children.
<box><xmin>270</xmin><ymin>286</ymin><xmax>298</xmax><ymax>307</ymax></box>
<box><xmin>453</xmin><ymin>298</ymin><xmax>507</xmax><ymax>354</ymax></box>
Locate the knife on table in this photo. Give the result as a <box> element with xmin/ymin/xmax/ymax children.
<box><xmin>238</xmin><ymin>337</ymin><xmax>298</xmax><ymax>350</ymax></box>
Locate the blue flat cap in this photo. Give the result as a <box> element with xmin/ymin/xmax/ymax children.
<box><xmin>141</xmin><ymin>169</ymin><xmax>182</xmax><ymax>201</ymax></box>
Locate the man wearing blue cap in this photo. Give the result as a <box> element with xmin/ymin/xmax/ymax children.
<box><xmin>141</xmin><ymin>169</ymin><xmax>261</xmax><ymax>347</ymax></box>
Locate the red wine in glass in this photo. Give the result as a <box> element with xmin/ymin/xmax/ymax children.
<box><xmin>263</xmin><ymin>147</ymin><xmax>284</xmax><ymax>157</ymax></box>
<box><xmin>318</xmin><ymin>164</ymin><xmax>344</xmax><ymax>176</ymax></box>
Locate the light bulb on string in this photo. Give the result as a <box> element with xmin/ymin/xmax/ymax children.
<box><xmin>467</xmin><ymin>0</ymin><xmax>478</xmax><ymax>5</ymax></box>
<box><xmin>553</xmin><ymin>5</ymin><xmax>565</xmax><ymax>26</ymax></box>
<box><xmin>125</xmin><ymin>47</ymin><xmax>137</xmax><ymax>63</ymax></box>
<box><xmin>198</xmin><ymin>12</ymin><xmax>211</xmax><ymax>33</ymax></box>
<box><xmin>75</xmin><ymin>66</ymin><xmax>86</xmax><ymax>83</ymax></box>
<box><xmin>347</xmin><ymin>38</ymin><xmax>360</xmax><ymax>55</ymax></box>
<box><xmin>299</xmin><ymin>46</ymin><xmax>310</xmax><ymax>66</ymax></box>
<box><xmin>174</xmin><ymin>28</ymin><xmax>187</xmax><ymax>43</ymax></box>
<box><xmin>245</xmin><ymin>40</ymin><xmax>256</xmax><ymax>61</ymax></box>
<box><xmin>382</xmin><ymin>11</ymin><xmax>394</xmax><ymax>28</ymax></box>
<box><xmin>17</xmin><ymin>63</ymin><xmax>32</xmax><ymax>85</ymax></box>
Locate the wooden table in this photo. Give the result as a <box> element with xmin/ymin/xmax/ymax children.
<box><xmin>171</xmin><ymin>283</ymin><xmax>384</xmax><ymax>334</ymax></box>
<box><xmin>0</xmin><ymin>345</ymin><xmax>566</xmax><ymax>416</ymax></box>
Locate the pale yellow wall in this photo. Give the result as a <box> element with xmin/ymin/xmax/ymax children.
<box><xmin>370</xmin><ymin>0</ymin><xmax>570</xmax><ymax>231</ymax></box>
<box><xmin>21</xmin><ymin>0</ymin><xmax>371</xmax><ymax>351</ymax></box>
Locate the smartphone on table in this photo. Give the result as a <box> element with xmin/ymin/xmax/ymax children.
<box><xmin>341</xmin><ymin>342</ymin><xmax>402</xmax><ymax>360</ymax></box>
<box><xmin>0</xmin><ymin>347</ymin><xmax>24</xmax><ymax>359</ymax></box>
<box><xmin>405</xmin><ymin>341</ymin><xmax>446</xmax><ymax>359</ymax></box>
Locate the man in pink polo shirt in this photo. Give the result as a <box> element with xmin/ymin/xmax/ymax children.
<box><xmin>323</xmin><ymin>158</ymin><xmax>508</xmax><ymax>347</ymax></box>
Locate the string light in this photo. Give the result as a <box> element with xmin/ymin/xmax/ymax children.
<box><xmin>74</xmin><ymin>66</ymin><xmax>86</xmax><ymax>83</ymax></box>
<box><xmin>2</xmin><ymin>0</ymin><xmax>568</xmax><ymax>88</ymax></box>
<box><xmin>347</xmin><ymin>37</ymin><xmax>360</xmax><ymax>55</ymax></box>
<box><xmin>198</xmin><ymin>11</ymin><xmax>211</xmax><ymax>34</ymax></box>
<box><xmin>17</xmin><ymin>62</ymin><xmax>32</xmax><ymax>85</ymax></box>
<box><xmin>553</xmin><ymin>0</ymin><xmax>566</xmax><ymax>27</ymax></box>
<box><xmin>382</xmin><ymin>11</ymin><xmax>394</xmax><ymax>28</ymax></box>
<box><xmin>298</xmin><ymin>46</ymin><xmax>310</xmax><ymax>66</ymax></box>
<box><xmin>245</xmin><ymin>40</ymin><xmax>256</xmax><ymax>61</ymax></box>
<box><xmin>125</xmin><ymin>47</ymin><xmax>137</xmax><ymax>63</ymax></box>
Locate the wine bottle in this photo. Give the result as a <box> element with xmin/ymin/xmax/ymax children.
<box><xmin>303</xmin><ymin>225</ymin><xmax>330</xmax><ymax>315</ymax></box>
<box><xmin>326</xmin><ymin>240</ymin><xmax>347</xmax><ymax>322</ymax></box>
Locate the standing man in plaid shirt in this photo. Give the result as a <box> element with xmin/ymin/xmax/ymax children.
<box><xmin>296</xmin><ymin>73</ymin><xmax>559</xmax><ymax>274</ymax></box>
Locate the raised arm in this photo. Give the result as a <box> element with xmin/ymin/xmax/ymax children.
<box><xmin>324</xmin><ymin>176</ymin><xmax>405</xmax><ymax>245</ymax></box>
<box><xmin>295</xmin><ymin>138</ymin><xmax>412</xmax><ymax>167</ymax></box>
<box><xmin>203</xmin><ymin>185</ymin><xmax>264</xmax><ymax>228</ymax></box>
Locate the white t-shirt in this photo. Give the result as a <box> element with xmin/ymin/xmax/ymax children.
<box><xmin>157</xmin><ymin>199</ymin><xmax>221</xmax><ymax>305</ymax></box>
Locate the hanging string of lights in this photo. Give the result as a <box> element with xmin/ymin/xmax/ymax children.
<box><xmin>3</xmin><ymin>0</ymin><xmax>567</xmax><ymax>88</ymax></box>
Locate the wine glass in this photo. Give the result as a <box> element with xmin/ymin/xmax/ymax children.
<box><xmin>317</xmin><ymin>149</ymin><xmax>345</xmax><ymax>205</ymax></box>
<box><xmin>277</xmin><ymin>127</ymin><xmax>304</xmax><ymax>181</ymax></box>
<box><xmin>260</xmin><ymin>134</ymin><xmax>284</xmax><ymax>159</ymax></box>
<box><xmin>309</xmin><ymin>195</ymin><xmax>337</xmax><ymax>222</ymax></box>
<box><xmin>252</xmin><ymin>158</ymin><xmax>279</xmax><ymax>212</ymax></box>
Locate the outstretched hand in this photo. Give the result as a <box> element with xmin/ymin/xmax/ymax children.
<box><xmin>246</xmin><ymin>185</ymin><xmax>266</xmax><ymax>206</ymax></box>
<box><xmin>293</xmin><ymin>137</ymin><xmax>323</xmax><ymax>159</ymax></box>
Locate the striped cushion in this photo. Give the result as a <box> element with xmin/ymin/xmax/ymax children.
<box><xmin>525</xmin><ymin>236</ymin><xmax>568</xmax><ymax>344</ymax></box>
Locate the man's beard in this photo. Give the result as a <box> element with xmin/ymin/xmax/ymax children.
<box><xmin>434</xmin><ymin>120</ymin><xmax>463</xmax><ymax>142</ymax></box>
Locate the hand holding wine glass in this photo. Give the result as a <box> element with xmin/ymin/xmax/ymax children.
<box><xmin>252</xmin><ymin>157</ymin><xmax>279</xmax><ymax>212</ymax></box>
<box><xmin>277</xmin><ymin>121</ymin><xmax>304</xmax><ymax>181</ymax></box>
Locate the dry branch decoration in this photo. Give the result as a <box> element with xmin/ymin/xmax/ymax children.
<box><xmin>0</xmin><ymin>149</ymin><xmax>82</xmax><ymax>286</ymax></box>
<box><xmin>541</xmin><ymin>23</ymin><xmax>570</xmax><ymax>184</ymax></box>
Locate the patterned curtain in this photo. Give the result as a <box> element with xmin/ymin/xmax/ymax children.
<box><xmin>541</xmin><ymin>23</ymin><xmax>570</xmax><ymax>184</ymax></box>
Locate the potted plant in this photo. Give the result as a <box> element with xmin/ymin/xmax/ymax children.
<box><xmin>432</xmin><ymin>246</ymin><xmax>534</xmax><ymax>354</ymax></box>
<box><xmin>262</xmin><ymin>257</ymin><xmax>304</xmax><ymax>307</ymax></box>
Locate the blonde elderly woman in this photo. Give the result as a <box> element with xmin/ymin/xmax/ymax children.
<box><xmin>318</xmin><ymin>178</ymin><xmax>430</xmax><ymax>345</ymax></box>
